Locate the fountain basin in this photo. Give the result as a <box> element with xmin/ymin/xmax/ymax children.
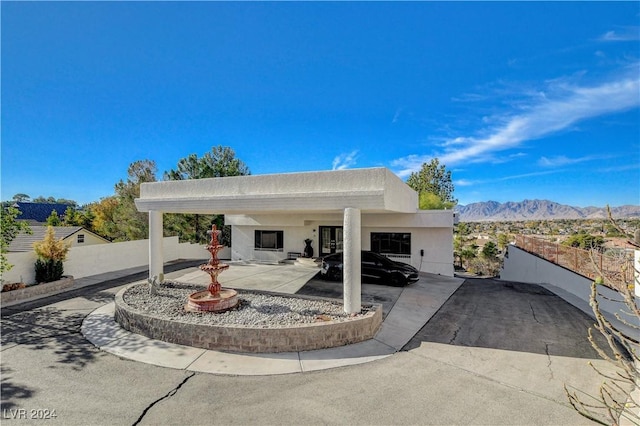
<box><xmin>114</xmin><ymin>285</ymin><xmax>383</xmax><ymax>353</ymax></box>
<box><xmin>185</xmin><ymin>288</ymin><xmax>239</xmax><ymax>312</ymax></box>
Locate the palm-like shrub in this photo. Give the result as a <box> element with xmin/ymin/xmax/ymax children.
<box><xmin>33</xmin><ymin>226</ymin><xmax>70</xmax><ymax>283</ymax></box>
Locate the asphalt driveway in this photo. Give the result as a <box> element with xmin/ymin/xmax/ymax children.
<box><xmin>404</xmin><ymin>277</ymin><xmax>609</xmax><ymax>358</ymax></box>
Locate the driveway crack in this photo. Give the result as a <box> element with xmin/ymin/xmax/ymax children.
<box><xmin>544</xmin><ymin>343</ymin><xmax>555</xmax><ymax>380</ymax></box>
<box><xmin>449</xmin><ymin>325</ymin><xmax>461</xmax><ymax>344</ymax></box>
<box><xmin>529</xmin><ymin>302</ymin><xmax>541</xmax><ymax>324</ymax></box>
<box><xmin>132</xmin><ymin>372</ymin><xmax>195</xmax><ymax>426</ymax></box>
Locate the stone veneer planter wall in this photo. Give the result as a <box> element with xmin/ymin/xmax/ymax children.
<box><xmin>0</xmin><ymin>276</ymin><xmax>74</xmax><ymax>305</ymax></box>
<box><xmin>114</xmin><ymin>287</ymin><xmax>383</xmax><ymax>353</ymax></box>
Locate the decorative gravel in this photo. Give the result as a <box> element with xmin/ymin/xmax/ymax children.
<box><xmin>122</xmin><ymin>282</ymin><xmax>368</xmax><ymax>327</ymax></box>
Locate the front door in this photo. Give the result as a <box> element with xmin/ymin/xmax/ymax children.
<box><xmin>319</xmin><ymin>226</ymin><xmax>344</xmax><ymax>257</ymax></box>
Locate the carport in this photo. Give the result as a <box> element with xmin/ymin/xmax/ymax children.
<box><xmin>134</xmin><ymin>167</ymin><xmax>425</xmax><ymax>313</ymax></box>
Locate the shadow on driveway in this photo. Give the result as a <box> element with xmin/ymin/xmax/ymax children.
<box><xmin>295</xmin><ymin>277</ymin><xmax>403</xmax><ymax>319</ymax></box>
<box><xmin>403</xmin><ymin>277</ymin><xmax>610</xmax><ymax>359</ymax></box>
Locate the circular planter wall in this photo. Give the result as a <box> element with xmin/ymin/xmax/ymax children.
<box><xmin>114</xmin><ymin>286</ymin><xmax>383</xmax><ymax>353</ymax></box>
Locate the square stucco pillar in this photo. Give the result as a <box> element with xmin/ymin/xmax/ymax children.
<box><xmin>149</xmin><ymin>210</ymin><xmax>164</xmax><ymax>280</ymax></box>
<box><xmin>343</xmin><ymin>207</ymin><xmax>361</xmax><ymax>314</ymax></box>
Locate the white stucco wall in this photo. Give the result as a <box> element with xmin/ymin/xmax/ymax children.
<box><xmin>228</xmin><ymin>211</ymin><xmax>454</xmax><ymax>276</ymax></box>
<box><xmin>231</xmin><ymin>225</ymin><xmax>312</xmax><ymax>263</ymax></box>
<box><xmin>3</xmin><ymin>236</ymin><xmax>212</xmax><ymax>284</ymax></box>
<box><xmin>362</xmin><ymin>227</ymin><xmax>454</xmax><ymax>276</ymax></box>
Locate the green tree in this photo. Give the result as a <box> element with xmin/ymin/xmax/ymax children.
<box><xmin>12</xmin><ymin>193</ymin><xmax>30</xmax><ymax>202</ymax></box>
<box><xmin>418</xmin><ymin>192</ymin><xmax>455</xmax><ymax>210</ymax></box>
<box><xmin>88</xmin><ymin>197</ymin><xmax>120</xmax><ymax>240</ymax></box>
<box><xmin>55</xmin><ymin>198</ymin><xmax>78</xmax><ymax>207</ymax></box>
<box><xmin>77</xmin><ymin>207</ymin><xmax>96</xmax><ymax>230</ymax></box>
<box><xmin>163</xmin><ymin>146</ymin><xmax>250</xmax><ymax>243</ymax></box>
<box><xmin>497</xmin><ymin>233</ymin><xmax>511</xmax><ymax>251</ymax></box>
<box><xmin>406</xmin><ymin>158</ymin><xmax>457</xmax><ymax>208</ymax></box>
<box><xmin>564</xmin><ymin>232</ymin><xmax>605</xmax><ymax>250</ymax></box>
<box><xmin>164</xmin><ymin>146</ymin><xmax>250</xmax><ymax>181</ymax></box>
<box><xmin>62</xmin><ymin>206</ymin><xmax>83</xmax><ymax>226</ymax></box>
<box><xmin>460</xmin><ymin>245</ymin><xmax>478</xmax><ymax>270</ymax></box>
<box><xmin>1</xmin><ymin>206</ymin><xmax>32</xmax><ymax>280</ymax></box>
<box><xmin>111</xmin><ymin>160</ymin><xmax>158</xmax><ymax>241</ymax></box>
<box><xmin>455</xmin><ymin>222</ymin><xmax>471</xmax><ymax>236</ymax></box>
<box><xmin>604</xmin><ymin>223</ymin><xmax>626</xmax><ymax>238</ymax></box>
<box><xmin>33</xmin><ymin>196</ymin><xmax>57</xmax><ymax>203</ymax></box>
<box><xmin>453</xmin><ymin>235</ymin><xmax>465</xmax><ymax>269</ymax></box>
<box><xmin>46</xmin><ymin>210</ymin><xmax>62</xmax><ymax>226</ymax></box>
<box><xmin>31</xmin><ymin>196</ymin><xmax>77</xmax><ymax>207</ymax></box>
<box><xmin>481</xmin><ymin>241</ymin><xmax>499</xmax><ymax>259</ymax></box>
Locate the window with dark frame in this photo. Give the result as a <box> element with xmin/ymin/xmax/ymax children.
<box><xmin>371</xmin><ymin>232</ymin><xmax>411</xmax><ymax>255</ymax></box>
<box><xmin>77</xmin><ymin>234</ymin><xmax>85</xmax><ymax>243</ymax></box>
<box><xmin>254</xmin><ymin>230</ymin><xmax>284</xmax><ymax>251</ymax></box>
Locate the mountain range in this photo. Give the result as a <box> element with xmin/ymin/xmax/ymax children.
<box><xmin>455</xmin><ymin>199</ymin><xmax>640</xmax><ymax>222</ymax></box>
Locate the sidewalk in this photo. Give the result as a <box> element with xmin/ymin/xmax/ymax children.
<box><xmin>80</xmin><ymin>264</ymin><xmax>464</xmax><ymax>375</ymax></box>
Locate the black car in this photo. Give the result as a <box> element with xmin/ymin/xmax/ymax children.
<box><xmin>320</xmin><ymin>251</ymin><xmax>419</xmax><ymax>286</ymax></box>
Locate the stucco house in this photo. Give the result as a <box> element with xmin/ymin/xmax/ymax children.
<box><xmin>135</xmin><ymin>167</ymin><xmax>456</xmax><ymax>312</ymax></box>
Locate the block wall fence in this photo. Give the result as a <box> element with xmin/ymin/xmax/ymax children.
<box><xmin>3</xmin><ymin>236</ymin><xmax>218</xmax><ymax>284</ymax></box>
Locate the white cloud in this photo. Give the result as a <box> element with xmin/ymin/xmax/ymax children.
<box><xmin>392</xmin><ymin>65</ymin><xmax>640</xmax><ymax>177</ymax></box>
<box><xmin>392</xmin><ymin>108</ymin><xmax>403</xmax><ymax>124</ymax></box>
<box><xmin>599</xmin><ymin>28</ymin><xmax>640</xmax><ymax>42</ymax></box>
<box><xmin>494</xmin><ymin>170</ymin><xmax>561</xmax><ymax>182</ymax></box>
<box><xmin>537</xmin><ymin>155</ymin><xmax>601</xmax><ymax>167</ymax></box>
<box><xmin>453</xmin><ymin>170</ymin><xmax>560</xmax><ymax>188</ymax></box>
<box><xmin>454</xmin><ymin>179</ymin><xmax>477</xmax><ymax>187</ymax></box>
<box><xmin>332</xmin><ymin>150</ymin><xmax>359</xmax><ymax>170</ymax></box>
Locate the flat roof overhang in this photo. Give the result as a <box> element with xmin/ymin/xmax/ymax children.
<box><xmin>135</xmin><ymin>167</ymin><xmax>419</xmax><ymax>215</ymax></box>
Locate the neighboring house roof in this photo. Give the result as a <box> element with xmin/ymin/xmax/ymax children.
<box><xmin>7</xmin><ymin>226</ymin><xmax>108</xmax><ymax>252</ymax></box>
<box><xmin>14</xmin><ymin>202</ymin><xmax>71</xmax><ymax>224</ymax></box>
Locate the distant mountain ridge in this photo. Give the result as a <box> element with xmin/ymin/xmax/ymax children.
<box><xmin>455</xmin><ymin>199</ymin><xmax>640</xmax><ymax>222</ymax></box>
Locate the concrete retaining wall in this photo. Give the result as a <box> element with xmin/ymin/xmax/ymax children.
<box><xmin>114</xmin><ymin>287</ymin><xmax>383</xmax><ymax>353</ymax></box>
<box><xmin>0</xmin><ymin>276</ymin><xmax>74</xmax><ymax>304</ymax></box>
<box><xmin>3</xmin><ymin>237</ymin><xmax>218</xmax><ymax>285</ymax></box>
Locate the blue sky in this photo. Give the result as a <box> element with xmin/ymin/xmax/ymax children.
<box><xmin>2</xmin><ymin>2</ymin><xmax>639</xmax><ymax>207</ymax></box>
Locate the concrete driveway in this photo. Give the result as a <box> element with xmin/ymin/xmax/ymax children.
<box><xmin>1</xmin><ymin>264</ymin><xmax>613</xmax><ymax>425</ymax></box>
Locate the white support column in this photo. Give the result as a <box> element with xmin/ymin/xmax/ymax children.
<box><xmin>149</xmin><ymin>210</ymin><xmax>164</xmax><ymax>281</ymax></box>
<box><xmin>343</xmin><ymin>207</ymin><xmax>361</xmax><ymax>314</ymax></box>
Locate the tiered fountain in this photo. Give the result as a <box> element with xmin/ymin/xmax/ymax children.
<box><xmin>185</xmin><ymin>225</ymin><xmax>239</xmax><ymax>312</ymax></box>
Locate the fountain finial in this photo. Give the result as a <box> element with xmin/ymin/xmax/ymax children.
<box><xmin>200</xmin><ymin>224</ymin><xmax>229</xmax><ymax>295</ymax></box>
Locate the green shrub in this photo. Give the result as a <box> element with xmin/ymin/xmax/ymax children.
<box><xmin>33</xmin><ymin>226</ymin><xmax>70</xmax><ymax>283</ymax></box>
<box><xmin>35</xmin><ymin>259</ymin><xmax>64</xmax><ymax>283</ymax></box>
